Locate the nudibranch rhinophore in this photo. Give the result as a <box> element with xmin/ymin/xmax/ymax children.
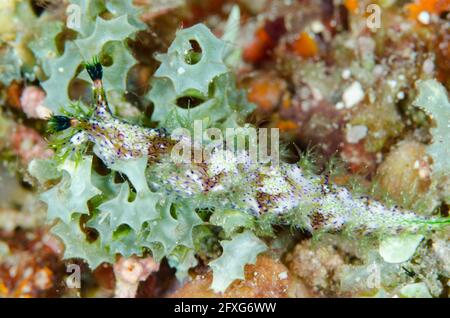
<box><xmin>48</xmin><ymin>60</ymin><xmax>449</xmax><ymax>236</ymax></box>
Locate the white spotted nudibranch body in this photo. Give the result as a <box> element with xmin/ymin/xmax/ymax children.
<box><xmin>49</xmin><ymin>60</ymin><xmax>446</xmax><ymax>236</ymax></box>
<box><xmin>76</xmin><ymin>115</ymin><xmax>166</xmax><ymax>166</ymax></box>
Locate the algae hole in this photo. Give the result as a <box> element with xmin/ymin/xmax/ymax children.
<box><xmin>184</xmin><ymin>40</ymin><xmax>202</xmax><ymax>65</ymax></box>
<box><xmin>176</xmin><ymin>96</ymin><xmax>204</xmax><ymax>109</ymax></box>
<box><xmin>170</xmin><ymin>204</ymin><xmax>178</xmax><ymax>219</ymax></box>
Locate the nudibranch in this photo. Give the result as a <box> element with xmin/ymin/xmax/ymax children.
<box><xmin>48</xmin><ymin>59</ymin><xmax>174</xmax><ymax>166</ymax></box>
<box><xmin>47</xmin><ymin>60</ymin><xmax>448</xmax><ymax>236</ymax></box>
